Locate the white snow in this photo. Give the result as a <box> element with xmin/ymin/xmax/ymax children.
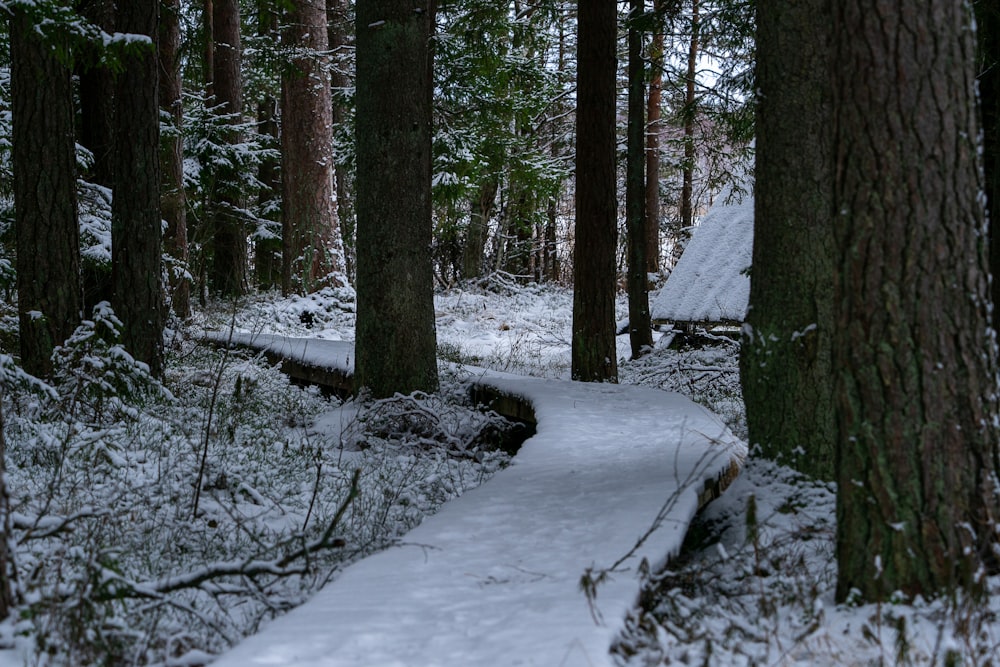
<box><xmin>651</xmin><ymin>185</ymin><xmax>753</xmax><ymax>324</ymax></box>
<box><xmin>207</xmin><ymin>335</ymin><xmax>744</xmax><ymax>667</ymax></box>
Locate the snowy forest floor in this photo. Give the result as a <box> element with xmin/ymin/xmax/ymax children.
<box><xmin>0</xmin><ymin>280</ymin><xmax>999</xmax><ymax>665</ymax></box>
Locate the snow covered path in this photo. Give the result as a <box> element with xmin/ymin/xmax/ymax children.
<box><xmin>209</xmin><ymin>333</ymin><xmax>745</xmax><ymax>667</ymax></box>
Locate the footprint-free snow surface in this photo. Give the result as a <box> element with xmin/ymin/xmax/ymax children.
<box><xmin>209</xmin><ymin>333</ymin><xmax>745</xmax><ymax>667</ymax></box>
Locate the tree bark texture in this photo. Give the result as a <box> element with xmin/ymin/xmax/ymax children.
<box><xmin>355</xmin><ymin>0</ymin><xmax>439</xmax><ymax>397</ymax></box>
<box><xmin>572</xmin><ymin>0</ymin><xmax>618</xmax><ymax>382</ymax></box>
<box><xmin>976</xmin><ymin>0</ymin><xmax>1000</xmax><ymax>332</ymax></box>
<box><xmin>281</xmin><ymin>0</ymin><xmax>344</xmax><ymax>295</ymax></box>
<box><xmin>833</xmin><ymin>0</ymin><xmax>1000</xmax><ymax>602</ymax></box>
<box><xmin>626</xmin><ymin>0</ymin><xmax>653</xmax><ymax>359</ymax></box>
<box><xmin>209</xmin><ymin>0</ymin><xmax>248</xmax><ymax>296</ymax></box>
<box><xmin>159</xmin><ymin>0</ymin><xmax>190</xmax><ymax>319</ymax></box>
<box><xmin>741</xmin><ymin>0</ymin><xmax>836</xmax><ymax>480</ymax></box>
<box><xmin>12</xmin><ymin>8</ymin><xmax>82</xmax><ymax>378</ymax></box>
<box><xmin>113</xmin><ymin>0</ymin><xmax>164</xmax><ymax>377</ymax></box>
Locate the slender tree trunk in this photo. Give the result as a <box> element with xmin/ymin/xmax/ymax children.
<box><xmin>626</xmin><ymin>0</ymin><xmax>652</xmax><ymax>359</ymax></box>
<box><xmin>76</xmin><ymin>0</ymin><xmax>115</xmax><ymax>188</ymax></box>
<box><xmin>0</xmin><ymin>399</ymin><xmax>15</xmax><ymax>621</ymax></box>
<box><xmin>254</xmin><ymin>0</ymin><xmax>281</xmax><ymax>290</ymax></box>
<box><xmin>210</xmin><ymin>0</ymin><xmax>248</xmax><ymax>296</ymax></box>
<box><xmin>544</xmin><ymin>196</ymin><xmax>559</xmax><ymax>282</ymax></box>
<box><xmin>502</xmin><ymin>189</ymin><xmax>532</xmax><ymax>279</ymax></box>
<box><xmin>282</xmin><ymin>0</ymin><xmax>344</xmax><ymax>295</ymax></box>
<box><xmin>12</xmin><ymin>8</ymin><xmax>82</xmax><ymax>378</ymax></box>
<box><xmin>328</xmin><ymin>0</ymin><xmax>355</xmax><ymax>280</ymax></box>
<box><xmin>203</xmin><ymin>0</ymin><xmax>215</xmax><ymax>100</ymax></box>
<box><xmin>462</xmin><ymin>179</ymin><xmax>498</xmax><ymax>280</ymax></box>
<box><xmin>833</xmin><ymin>0</ymin><xmax>1000</xmax><ymax>602</ymax></box>
<box><xmin>644</xmin><ymin>0</ymin><xmax>663</xmax><ymax>279</ymax></box>
<box><xmin>159</xmin><ymin>0</ymin><xmax>190</xmax><ymax>319</ymax></box>
<box><xmin>355</xmin><ymin>0</ymin><xmax>439</xmax><ymax>397</ymax></box>
<box><xmin>740</xmin><ymin>0</ymin><xmax>835</xmax><ymax>479</ymax></box>
<box><xmin>678</xmin><ymin>0</ymin><xmax>699</xmax><ymax>231</ymax></box>
<box><xmin>572</xmin><ymin>0</ymin><xmax>618</xmax><ymax>383</ymax></box>
<box><xmin>113</xmin><ymin>0</ymin><xmax>164</xmax><ymax>377</ymax></box>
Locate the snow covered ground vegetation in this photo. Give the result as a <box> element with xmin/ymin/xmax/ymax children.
<box><xmin>1</xmin><ymin>280</ymin><xmax>998</xmax><ymax>665</ymax></box>
<box><xmin>0</xmin><ymin>293</ymin><xmax>510</xmax><ymax>666</ymax></box>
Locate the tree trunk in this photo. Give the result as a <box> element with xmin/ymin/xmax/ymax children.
<box><xmin>282</xmin><ymin>0</ymin><xmax>344</xmax><ymax>295</ymax></box>
<box><xmin>644</xmin><ymin>0</ymin><xmax>663</xmax><ymax>279</ymax></box>
<box><xmin>977</xmin><ymin>0</ymin><xmax>1000</xmax><ymax>332</ymax></box>
<box><xmin>502</xmin><ymin>188</ymin><xmax>532</xmax><ymax>279</ymax></box>
<box><xmin>462</xmin><ymin>179</ymin><xmax>498</xmax><ymax>281</ymax></box>
<box><xmin>11</xmin><ymin>8</ymin><xmax>82</xmax><ymax>378</ymax></box>
<box><xmin>355</xmin><ymin>0</ymin><xmax>439</xmax><ymax>397</ymax></box>
<box><xmin>328</xmin><ymin>0</ymin><xmax>355</xmax><ymax>280</ymax></box>
<box><xmin>832</xmin><ymin>0</ymin><xmax>1000</xmax><ymax>602</ymax></box>
<box><xmin>626</xmin><ymin>0</ymin><xmax>653</xmax><ymax>359</ymax></box>
<box><xmin>544</xmin><ymin>196</ymin><xmax>559</xmax><ymax>282</ymax></box>
<box><xmin>76</xmin><ymin>0</ymin><xmax>115</xmax><ymax>188</ymax></box>
<box><xmin>256</xmin><ymin>91</ymin><xmax>282</xmax><ymax>290</ymax></box>
<box><xmin>740</xmin><ymin>0</ymin><xmax>835</xmax><ymax>480</ymax></box>
<box><xmin>678</xmin><ymin>0</ymin><xmax>699</xmax><ymax>230</ymax></box>
<box><xmin>572</xmin><ymin>0</ymin><xmax>618</xmax><ymax>383</ymax></box>
<box><xmin>113</xmin><ymin>0</ymin><xmax>164</xmax><ymax>377</ymax></box>
<box><xmin>159</xmin><ymin>0</ymin><xmax>190</xmax><ymax>320</ymax></box>
<box><xmin>0</xmin><ymin>400</ymin><xmax>15</xmax><ymax>621</ymax></box>
<box><xmin>210</xmin><ymin>0</ymin><xmax>248</xmax><ymax>297</ymax></box>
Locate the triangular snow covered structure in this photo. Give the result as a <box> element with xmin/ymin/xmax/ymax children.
<box><xmin>651</xmin><ymin>183</ymin><xmax>753</xmax><ymax>327</ymax></box>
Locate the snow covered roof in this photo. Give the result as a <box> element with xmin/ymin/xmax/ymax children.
<box><xmin>651</xmin><ymin>185</ymin><xmax>753</xmax><ymax>324</ymax></box>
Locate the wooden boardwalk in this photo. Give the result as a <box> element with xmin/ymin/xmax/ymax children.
<box><xmin>205</xmin><ymin>331</ymin><xmax>745</xmax><ymax>667</ymax></box>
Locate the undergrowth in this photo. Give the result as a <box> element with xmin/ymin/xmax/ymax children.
<box><xmin>0</xmin><ymin>306</ymin><xmax>511</xmax><ymax>666</ymax></box>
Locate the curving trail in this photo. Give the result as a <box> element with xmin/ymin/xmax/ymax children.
<box><xmin>206</xmin><ymin>331</ymin><xmax>745</xmax><ymax>667</ymax></box>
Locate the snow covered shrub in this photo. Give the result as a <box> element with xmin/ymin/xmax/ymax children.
<box><xmin>611</xmin><ymin>459</ymin><xmax>1000</xmax><ymax>666</ymax></box>
<box><xmin>347</xmin><ymin>390</ymin><xmax>516</xmax><ymax>459</ymax></box>
<box><xmin>619</xmin><ymin>337</ymin><xmax>745</xmax><ymax>439</ymax></box>
<box><xmin>50</xmin><ymin>302</ymin><xmax>168</xmax><ymax>427</ymax></box>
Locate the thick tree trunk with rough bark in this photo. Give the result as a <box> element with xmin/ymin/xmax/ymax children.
<box><xmin>740</xmin><ymin>0</ymin><xmax>835</xmax><ymax>480</ymax></box>
<box><xmin>113</xmin><ymin>0</ymin><xmax>164</xmax><ymax>377</ymax></box>
<box><xmin>210</xmin><ymin>0</ymin><xmax>248</xmax><ymax>297</ymax></box>
<box><xmin>12</xmin><ymin>9</ymin><xmax>82</xmax><ymax>378</ymax></box>
<box><xmin>355</xmin><ymin>0</ymin><xmax>439</xmax><ymax>397</ymax></box>
<box><xmin>282</xmin><ymin>0</ymin><xmax>344</xmax><ymax>295</ymax></box>
<box><xmin>977</xmin><ymin>0</ymin><xmax>1000</xmax><ymax>332</ymax></box>
<box><xmin>626</xmin><ymin>0</ymin><xmax>652</xmax><ymax>359</ymax></box>
<box><xmin>159</xmin><ymin>0</ymin><xmax>190</xmax><ymax>320</ymax></box>
<box><xmin>832</xmin><ymin>0</ymin><xmax>1000</xmax><ymax>602</ymax></box>
<box><xmin>572</xmin><ymin>0</ymin><xmax>618</xmax><ymax>383</ymax></box>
